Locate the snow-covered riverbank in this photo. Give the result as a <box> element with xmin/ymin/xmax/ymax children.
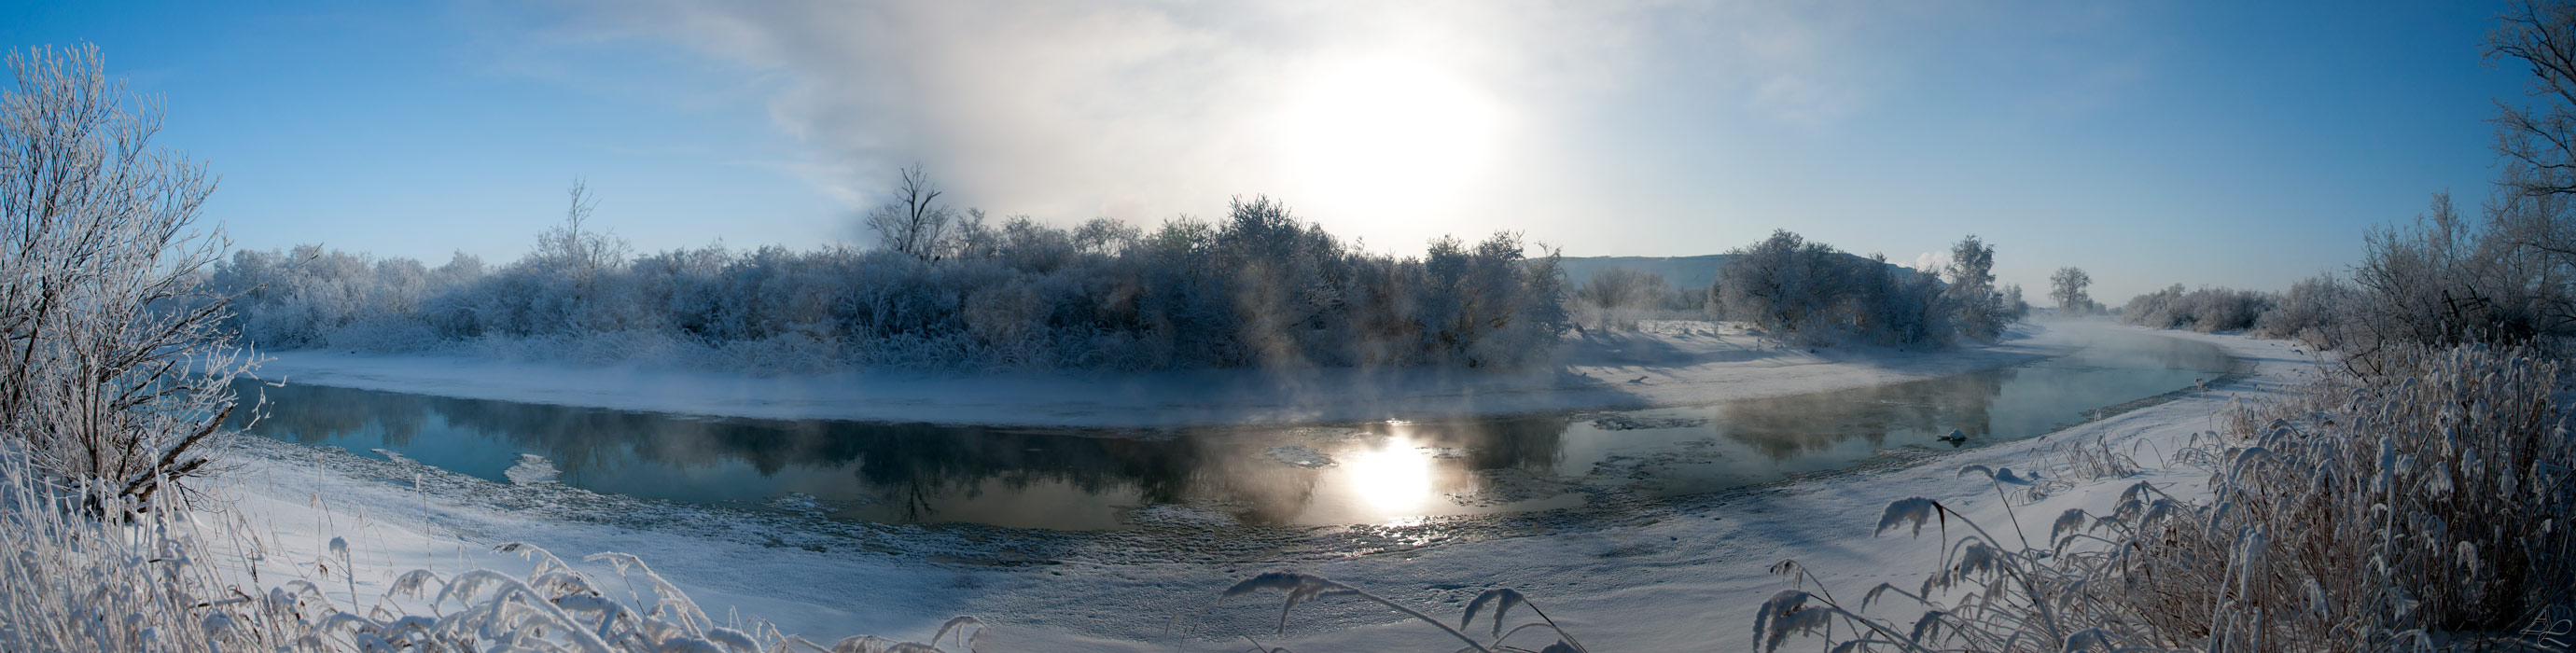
<box><xmin>199</xmin><ymin>323</ymin><xmax>2315</xmax><ymax>651</ymax></box>
<box><xmin>244</xmin><ymin>321</ymin><xmax>2083</xmax><ymax>427</ymax></box>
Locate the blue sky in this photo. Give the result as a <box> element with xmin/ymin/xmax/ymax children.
<box><xmin>0</xmin><ymin>1</ymin><xmax>2531</xmax><ymax>301</ymax></box>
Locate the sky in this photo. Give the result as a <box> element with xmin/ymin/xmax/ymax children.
<box><xmin>0</xmin><ymin>0</ymin><xmax>2536</xmax><ymax>302</ymax></box>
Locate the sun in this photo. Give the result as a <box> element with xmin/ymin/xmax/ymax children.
<box><xmin>1278</xmin><ymin>56</ymin><xmax>1503</xmax><ymax>220</ymax></box>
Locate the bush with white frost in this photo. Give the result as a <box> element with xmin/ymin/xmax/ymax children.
<box><xmin>216</xmin><ymin>196</ymin><xmax>1572</xmax><ymax>373</ymax></box>
<box><xmin>0</xmin><ymin>45</ymin><xmax>251</xmax><ymax>507</ymax></box>
<box><xmin>2121</xmin><ymin>284</ymin><xmax>2273</xmax><ymax>333</ymax></box>
<box><xmin>2251</xmin><ymin>273</ymin><xmax>2356</xmax><ymax>349</ymax></box>
<box><xmin>1568</xmin><ymin>268</ymin><xmax>1705</xmax><ymax>331</ymax></box>
<box><xmin>1706</xmin><ymin>229</ymin><xmax>1966</xmax><ymax>346</ymax></box>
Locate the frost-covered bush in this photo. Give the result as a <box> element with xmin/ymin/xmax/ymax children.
<box><xmin>1756</xmin><ymin>343</ymin><xmax>2576</xmax><ymax>652</ymax></box>
<box><xmin>218</xmin><ymin>197</ymin><xmax>1569</xmax><ymax>373</ymax></box>
<box><xmin>2121</xmin><ymin>284</ymin><xmax>2273</xmax><ymax>333</ymax></box>
<box><xmin>1709</xmin><ymin>230</ymin><xmax>1959</xmax><ymax>346</ymax></box>
<box><xmin>1572</xmin><ymin>268</ymin><xmax>1682</xmax><ymax>330</ymax></box>
<box><xmin>0</xmin><ymin>45</ymin><xmax>252</xmax><ymax>505</ymax></box>
<box><xmin>2347</xmin><ymin>192</ymin><xmax>2572</xmax><ymax>366</ymax></box>
<box><xmin>2251</xmin><ymin>273</ymin><xmax>2357</xmax><ymax>348</ymax></box>
<box><xmin>1714</xmin><ymin>230</ymin><xmax>1850</xmax><ymax>339</ymax></box>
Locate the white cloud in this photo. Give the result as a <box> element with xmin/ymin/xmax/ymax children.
<box><xmin>543</xmin><ymin>0</ymin><xmax>2150</xmax><ymax>254</ymax></box>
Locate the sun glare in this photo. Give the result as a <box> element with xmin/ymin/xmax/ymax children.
<box><xmin>1342</xmin><ymin>437</ymin><xmax>1435</xmax><ymax>513</ymax></box>
<box><xmin>1279</xmin><ymin>57</ymin><xmax>1503</xmax><ymax>220</ymax></box>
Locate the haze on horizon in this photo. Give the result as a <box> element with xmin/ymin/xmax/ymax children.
<box><xmin>1</xmin><ymin>0</ymin><xmax>2529</xmax><ymax>301</ymax></box>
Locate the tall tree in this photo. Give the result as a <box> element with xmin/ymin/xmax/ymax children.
<box><xmin>1945</xmin><ymin>235</ymin><xmax>2008</xmax><ymax>340</ymax></box>
<box><xmin>2050</xmin><ymin>266</ymin><xmax>2094</xmax><ymax>314</ymax></box>
<box><xmin>863</xmin><ymin>164</ymin><xmax>955</xmax><ymax>260</ymax></box>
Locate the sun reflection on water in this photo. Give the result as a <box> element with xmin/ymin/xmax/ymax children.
<box><xmin>1341</xmin><ymin>436</ymin><xmax>1434</xmax><ymax>514</ymax></box>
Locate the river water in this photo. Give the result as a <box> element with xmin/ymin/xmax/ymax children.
<box><xmin>232</xmin><ymin>330</ymin><xmax>2232</xmax><ymax>531</ymax></box>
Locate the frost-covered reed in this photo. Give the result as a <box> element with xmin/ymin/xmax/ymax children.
<box><xmin>1215</xmin><ymin>572</ymin><xmax>1586</xmax><ymax>653</ymax></box>
<box><xmin>0</xmin><ymin>449</ymin><xmax>980</xmax><ymax>652</ymax></box>
<box><xmin>1756</xmin><ymin>342</ymin><xmax>2576</xmax><ymax>652</ymax></box>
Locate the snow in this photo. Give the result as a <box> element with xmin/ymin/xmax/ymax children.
<box><xmin>200</xmin><ymin>322</ymin><xmax>2317</xmax><ymax>651</ymax></box>
<box><xmin>1260</xmin><ymin>444</ymin><xmax>1338</xmax><ymax>468</ymax></box>
<box><xmin>243</xmin><ymin>321</ymin><xmax>2081</xmax><ymax>428</ymax></box>
<box><xmin>503</xmin><ymin>453</ymin><xmax>561</xmax><ymax>486</ymax></box>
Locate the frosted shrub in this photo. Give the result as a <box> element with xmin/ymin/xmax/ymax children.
<box><xmin>1710</xmin><ymin>230</ymin><xmax>1956</xmax><ymax>346</ymax></box>
<box><xmin>1714</xmin><ymin>230</ymin><xmax>1848</xmax><ymax>340</ymax></box>
<box><xmin>2251</xmin><ymin>273</ymin><xmax>2357</xmax><ymax>349</ymax></box>
<box><xmin>2343</xmin><ymin>192</ymin><xmax>2574</xmax><ymax>368</ymax></box>
<box><xmin>2121</xmin><ymin>284</ymin><xmax>2272</xmax><ymax>333</ymax></box>
<box><xmin>1756</xmin><ymin>343</ymin><xmax>2576</xmax><ymax>652</ymax></box>
<box><xmin>218</xmin><ymin>197</ymin><xmax>1572</xmax><ymax>373</ymax></box>
<box><xmin>0</xmin><ymin>45</ymin><xmax>252</xmax><ymax>506</ymax></box>
<box><xmin>1571</xmin><ymin>268</ymin><xmax>1678</xmax><ymax>330</ymax></box>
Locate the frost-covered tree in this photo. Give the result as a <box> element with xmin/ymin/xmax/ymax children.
<box><xmin>0</xmin><ymin>45</ymin><xmax>250</xmax><ymax>507</ymax></box>
<box><xmin>529</xmin><ymin>180</ymin><xmax>627</xmax><ymax>282</ymax></box>
<box><xmin>863</xmin><ymin>164</ymin><xmax>955</xmax><ymax>260</ymax></box>
<box><xmin>1715</xmin><ymin>230</ymin><xmax>1849</xmax><ymax>337</ymax></box>
<box><xmin>2347</xmin><ymin>192</ymin><xmax>2568</xmax><ymax>358</ymax></box>
<box><xmin>1573</xmin><ymin>268</ymin><xmax>1674</xmax><ymax>330</ymax></box>
<box><xmin>1944</xmin><ymin>235</ymin><xmax>2012</xmax><ymax>340</ymax></box>
<box><xmin>2493</xmin><ymin>0</ymin><xmax>2576</xmax><ymax>200</ymax></box>
<box><xmin>2048</xmin><ymin>266</ymin><xmax>2095</xmax><ymax>315</ymax></box>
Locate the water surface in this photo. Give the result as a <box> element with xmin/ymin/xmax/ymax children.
<box><xmin>234</xmin><ymin>331</ymin><xmax>2232</xmax><ymax>531</ymax></box>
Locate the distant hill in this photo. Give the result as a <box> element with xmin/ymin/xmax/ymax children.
<box><xmin>1556</xmin><ymin>255</ymin><xmax>1732</xmax><ymax>292</ymax></box>
<box><xmin>1558</xmin><ymin>254</ymin><xmax>1920</xmax><ymax>291</ymax></box>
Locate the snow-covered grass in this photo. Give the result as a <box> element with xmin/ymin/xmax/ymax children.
<box><xmin>1219</xmin><ymin>573</ymin><xmax>1584</xmax><ymax>653</ymax></box>
<box><xmin>1750</xmin><ymin>342</ymin><xmax>2576</xmax><ymax>652</ymax></box>
<box><xmin>0</xmin><ymin>457</ymin><xmax>279</xmax><ymax>652</ymax></box>
<box><xmin>0</xmin><ymin>442</ymin><xmax>982</xmax><ymax>652</ymax></box>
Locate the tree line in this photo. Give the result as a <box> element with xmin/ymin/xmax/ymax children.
<box><xmin>212</xmin><ymin>188</ymin><xmax>1572</xmax><ymax>373</ymax></box>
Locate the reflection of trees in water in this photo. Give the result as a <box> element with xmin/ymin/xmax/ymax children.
<box><xmin>2061</xmin><ymin>336</ymin><xmax>2232</xmax><ymax>372</ymax></box>
<box><xmin>237</xmin><ymin>380</ymin><xmax>1572</xmax><ymax>524</ymax></box>
<box><xmin>1719</xmin><ymin>368</ymin><xmax>2013</xmax><ymax>459</ymax></box>
<box><xmin>231</xmin><ymin>381</ymin><xmax>430</xmax><ymax>447</ymax></box>
<box><xmin>1349</xmin><ymin>416</ymin><xmax>1567</xmax><ymax>471</ymax></box>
